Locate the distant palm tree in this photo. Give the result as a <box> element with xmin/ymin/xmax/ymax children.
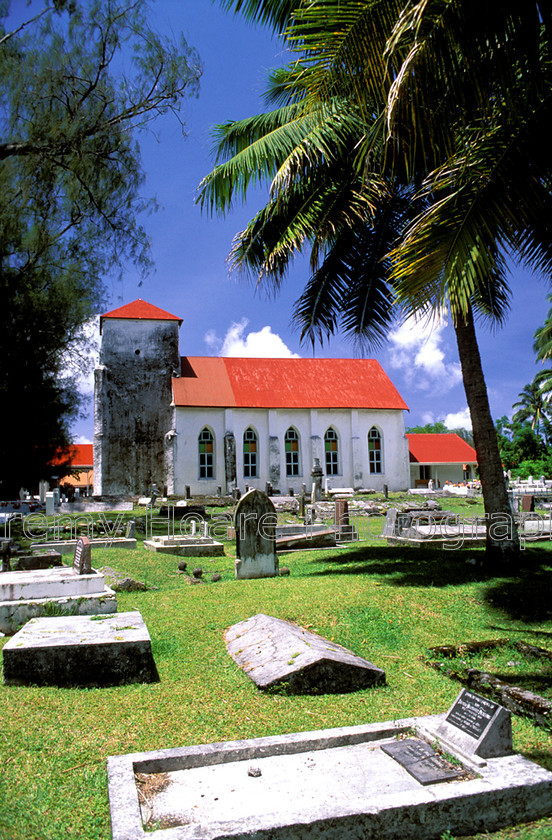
<box><xmin>513</xmin><ymin>374</ymin><xmax>552</xmax><ymax>443</ymax></box>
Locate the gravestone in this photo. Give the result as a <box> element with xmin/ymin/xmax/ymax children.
<box><xmin>311</xmin><ymin>458</ymin><xmax>323</xmax><ymax>501</ymax></box>
<box><xmin>522</xmin><ymin>494</ymin><xmax>535</xmax><ymax>512</ymax></box>
<box><xmin>334</xmin><ymin>499</ymin><xmax>356</xmax><ymax>540</ymax></box>
<box><xmin>107</xmin><ymin>699</ymin><xmax>552</xmax><ymax>840</ymax></box>
<box><xmin>434</xmin><ymin>688</ymin><xmax>513</xmax><ymax>758</ymax></box>
<box><xmin>73</xmin><ymin>536</ymin><xmax>92</xmax><ymax>575</ymax></box>
<box><xmin>234</xmin><ymin>490</ymin><xmax>278</xmax><ymax>579</ymax></box>
<box><xmin>382</xmin><ymin>508</ymin><xmax>398</xmax><ymax>537</ymax></box>
<box><xmin>225</xmin><ymin>613</ymin><xmax>385</xmax><ymax>693</ymax></box>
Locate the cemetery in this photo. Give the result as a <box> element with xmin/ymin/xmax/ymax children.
<box><xmin>0</xmin><ymin>487</ymin><xmax>551</xmax><ymax>839</ymax></box>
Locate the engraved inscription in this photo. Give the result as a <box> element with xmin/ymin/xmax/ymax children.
<box><xmin>445</xmin><ymin>689</ymin><xmax>499</xmax><ymax>739</ymax></box>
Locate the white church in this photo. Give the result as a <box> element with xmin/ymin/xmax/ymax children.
<box><xmin>93</xmin><ymin>299</ymin><xmax>411</xmax><ymax>496</ymax></box>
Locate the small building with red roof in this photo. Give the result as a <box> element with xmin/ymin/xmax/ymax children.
<box><xmin>94</xmin><ymin>299</ymin><xmax>411</xmax><ymax>495</ymax></box>
<box><xmin>51</xmin><ymin>444</ymin><xmax>94</xmax><ymax>496</ymax></box>
<box><xmin>406</xmin><ymin>433</ymin><xmax>478</xmax><ymax>488</ymax></box>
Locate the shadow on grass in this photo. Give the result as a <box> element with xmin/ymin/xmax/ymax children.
<box><xmin>309</xmin><ymin>544</ymin><xmax>552</xmax><ymax>623</ymax></box>
<box><xmin>310</xmin><ymin>543</ymin><xmax>494</xmax><ymax>586</ymax></box>
<box><xmin>483</xmin><ymin>565</ymin><xmax>552</xmax><ymax>623</ymax></box>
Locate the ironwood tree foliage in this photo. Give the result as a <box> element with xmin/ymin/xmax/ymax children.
<box><xmin>0</xmin><ymin>0</ymin><xmax>201</xmax><ymax>497</ymax></box>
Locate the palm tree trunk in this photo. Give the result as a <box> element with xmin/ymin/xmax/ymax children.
<box><xmin>454</xmin><ymin>305</ymin><xmax>520</xmax><ymax>563</ymax></box>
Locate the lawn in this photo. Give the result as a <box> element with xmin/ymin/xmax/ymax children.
<box><xmin>0</xmin><ymin>494</ymin><xmax>551</xmax><ymax>840</ymax></box>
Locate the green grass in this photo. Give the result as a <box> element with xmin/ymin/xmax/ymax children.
<box><xmin>0</xmin><ymin>498</ymin><xmax>551</xmax><ymax>839</ymax></box>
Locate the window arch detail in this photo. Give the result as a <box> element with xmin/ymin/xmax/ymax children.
<box><xmin>324</xmin><ymin>427</ymin><xmax>339</xmax><ymax>476</ymax></box>
<box><xmin>198</xmin><ymin>427</ymin><xmax>214</xmax><ymax>479</ymax></box>
<box><xmin>285</xmin><ymin>427</ymin><xmax>300</xmax><ymax>477</ymax></box>
<box><xmin>243</xmin><ymin>427</ymin><xmax>258</xmax><ymax>478</ymax></box>
<box><xmin>368</xmin><ymin>426</ymin><xmax>383</xmax><ymax>474</ymax></box>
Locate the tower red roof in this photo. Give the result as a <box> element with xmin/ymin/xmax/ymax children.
<box><xmin>100</xmin><ymin>299</ymin><xmax>182</xmax><ymax>331</ymax></box>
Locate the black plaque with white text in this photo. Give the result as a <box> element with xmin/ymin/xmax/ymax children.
<box><xmin>445</xmin><ymin>689</ymin><xmax>499</xmax><ymax>739</ymax></box>
<box><xmin>381</xmin><ymin>739</ymin><xmax>461</xmax><ymax>786</ymax></box>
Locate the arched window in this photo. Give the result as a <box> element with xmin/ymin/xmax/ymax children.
<box><xmin>243</xmin><ymin>427</ymin><xmax>258</xmax><ymax>478</ymax></box>
<box><xmin>198</xmin><ymin>427</ymin><xmax>214</xmax><ymax>479</ymax></box>
<box><xmin>285</xmin><ymin>427</ymin><xmax>300</xmax><ymax>477</ymax></box>
<box><xmin>368</xmin><ymin>426</ymin><xmax>382</xmax><ymax>474</ymax></box>
<box><xmin>324</xmin><ymin>427</ymin><xmax>339</xmax><ymax>475</ymax></box>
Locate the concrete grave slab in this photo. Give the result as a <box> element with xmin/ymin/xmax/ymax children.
<box><xmin>225</xmin><ymin>613</ymin><xmax>385</xmax><ymax>694</ymax></box>
<box><xmin>0</xmin><ymin>565</ymin><xmax>117</xmax><ymax>634</ymax></box>
<box><xmin>107</xmin><ymin>710</ymin><xmax>552</xmax><ymax>840</ymax></box>
<box><xmin>30</xmin><ymin>538</ymin><xmax>137</xmax><ymax>554</ymax></box>
<box><xmin>3</xmin><ymin>611</ymin><xmax>158</xmax><ymax>687</ymax></box>
<box><xmin>144</xmin><ymin>536</ymin><xmax>224</xmax><ymax>557</ymax></box>
<box><xmin>12</xmin><ymin>551</ymin><xmax>62</xmax><ymax>571</ymax></box>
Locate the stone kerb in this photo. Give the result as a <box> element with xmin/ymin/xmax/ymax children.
<box><xmin>234</xmin><ymin>490</ymin><xmax>278</xmax><ymax>579</ymax></box>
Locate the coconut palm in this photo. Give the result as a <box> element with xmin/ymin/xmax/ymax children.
<box><xmin>513</xmin><ymin>374</ymin><xmax>552</xmax><ymax>443</ymax></box>
<box><xmin>205</xmin><ymin>1</ymin><xmax>552</xmax><ymax>560</ymax></box>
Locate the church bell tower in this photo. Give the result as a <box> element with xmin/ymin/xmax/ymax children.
<box><xmin>93</xmin><ymin>299</ymin><xmax>181</xmax><ymax>496</ymax></box>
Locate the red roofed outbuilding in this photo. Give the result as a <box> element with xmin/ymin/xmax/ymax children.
<box><xmin>51</xmin><ymin>444</ymin><xmax>94</xmax><ymax>496</ymax></box>
<box><xmin>406</xmin><ymin>433</ymin><xmax>478</xmax><ymax>488</ymax></box>
<box><xmin>94</xmin><ymin>299</ymin><xmax>411</xmax><ymax>495</ymax></box>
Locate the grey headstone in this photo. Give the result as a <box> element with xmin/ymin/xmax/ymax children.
<box><xmin>225</xmin><ymin>613</ymin><xmax>385</xmax><ymax>694</ymax></box>
<box><xmin>435</xmin><ymin>688</ymin><xmax>513</xmax><ymax>758</ymax></box>
<box><xmin>234</xmin><ymin>490</ymin><xmax>278</xmax><ymax>579</ymax></box>
<box><xmin>73</xmin><ymin>536</ymin><xmax>92</xmax><ymax>575</ymax></box>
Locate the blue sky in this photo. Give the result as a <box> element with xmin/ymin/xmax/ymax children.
<box><xmin>21</xmin><ymin>0</ymin><xmax>548</xmax><ymax>443</ymax></box>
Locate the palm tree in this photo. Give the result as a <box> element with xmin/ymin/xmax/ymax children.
<box><xmin>513</xmin><ymin>374</ymin><xmax>552</xmax><ymax>443</ymax></box>
<box><xmin>205</xmin><ymin>1</ymin><xmax>552</xmax><ymax>561</ymax></box>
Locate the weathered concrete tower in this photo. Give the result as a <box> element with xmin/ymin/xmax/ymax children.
<box><xmin>93</xmin><ymin>299</ymin><xmax>182</xmax><ymax>496</ymax></box>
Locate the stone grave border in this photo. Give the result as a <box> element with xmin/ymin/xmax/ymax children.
<box><xmin>107</xmin><ymin>705</ymin><xmax>552</xmax><ymax>840</ymax></box>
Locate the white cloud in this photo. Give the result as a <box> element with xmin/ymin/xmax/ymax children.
<box><xmin>387</xmin><ymin>314</ymin><xmax>462</xmax><ymax>391</ymax></box>
<box><xmin>444</xmin><ymin>407</ymin><xmax>472</xmax><ymax>431</ymax></box>
<box><xmin>205</xmin><ymin>319</ymin><xmax>300</xmax><ymax>358</ymax></box>
<box><xmin>61</xmin><ymin>316</ymin><xmax>100</xmax><ymax>396</ymax></box>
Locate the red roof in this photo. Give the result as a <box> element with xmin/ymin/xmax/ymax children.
<box><xmin>406</xmin><ymin>433</ymin><xmax>477</xmax><ymax>464</ymax></box>
<box><xmin>51</xmin><ymin>444</ymin><xmax>93</xmax><ymax>467</ymax></box>
<box><xmin>100</xmin><ymin>299</ymin><xmax>182</xmax><ymax>331</ymax></box>
<box><xmin>173</xmin><ymin>357</ymin><xmax>408</xmax><ymax>410</ymax></box>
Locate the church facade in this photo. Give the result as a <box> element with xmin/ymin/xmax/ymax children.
<box><xmin>93</xmin><ymin>300</ymin><xmax>410</xmax><ymax>496</ymax></box>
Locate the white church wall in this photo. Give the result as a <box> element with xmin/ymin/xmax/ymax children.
<box><xmin>173</xmin><ymin>405</ymin><xmax>409</xmax><ymax>496</ymax></box>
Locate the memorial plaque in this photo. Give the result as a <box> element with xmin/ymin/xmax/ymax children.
<box><xmin>435</xmin><ymin>688</ymin><xmax>513</xmax><ymax>759</ymax></box>
<box><xmin>381</xmin><ymin>739</ymin><xmax>461</xmax><ymax>786</ymax></box>
<box><xmin>73</xmin><ymin>536</ymin><xmax>92</xmax><ymax>575</ymax></box>
<box><xmin>445</xmin><ymin>690</ymin><xmax>499</xmax><ymax>739</ymax></box>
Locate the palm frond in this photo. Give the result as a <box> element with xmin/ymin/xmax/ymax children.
<box><xmin>215</xmin><ymin>0</ymin><xmax>301</xmax><ymax>35</ymax></box>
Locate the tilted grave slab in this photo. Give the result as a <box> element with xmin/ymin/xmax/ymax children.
<box><xmin>106</xmin><ymin>690</ymin><xmax>552</xmax><ymax>840</ymax></box>
<box><xmin>225</xmin><ymin>613</ymin><xmax>386</xmax><ymax>694</ymax></box>
<box><xmin>3</xmin><ymin>611</ymin><xmax>158</xmax><ymax>687</ymax></box>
